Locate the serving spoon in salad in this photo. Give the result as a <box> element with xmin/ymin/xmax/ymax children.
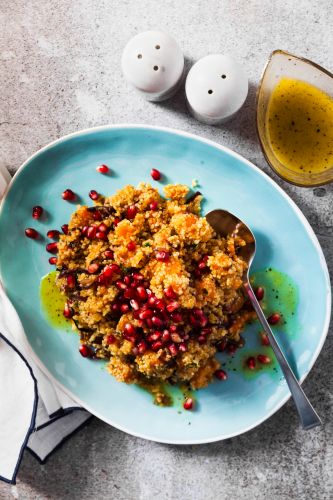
<box><xmin>206</xmin><ymin>209</ymin><xmax>321</xmax><ymax>430</ymax></box>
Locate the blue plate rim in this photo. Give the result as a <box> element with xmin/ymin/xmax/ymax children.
<box><xmin>0</xmin><ymin>124</ymin><xmax>331</xmax><ymax>444</ymax></box>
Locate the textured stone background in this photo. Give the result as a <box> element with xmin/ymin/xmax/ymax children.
<box><xmin>0</xmin><ymin>1</ymin><xmax>332</xmax><ymax>499</ymax></box>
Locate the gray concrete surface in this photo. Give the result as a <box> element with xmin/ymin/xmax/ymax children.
<box><xmin>0</xmin><ymin>0</ymin><xmax>332</xmax><ymax>499</ymax></box>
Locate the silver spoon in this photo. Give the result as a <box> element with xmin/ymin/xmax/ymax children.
<box><xmin>206</xmin><ymin>209</ymin><xmax>321</xmax><ymax>430</ymax></box>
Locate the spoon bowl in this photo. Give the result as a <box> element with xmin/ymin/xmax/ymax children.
<box><xmin>206</xmin><ymin>208</ymin><xmax>321</xmax><ymax>430</ymax></box>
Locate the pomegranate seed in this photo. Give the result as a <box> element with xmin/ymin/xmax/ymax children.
<box><xmin>126</xmin><ymin>205</ymin><xmax>138</xmax><ymax>220</ymax></box>
<box><xmin>168</xmin><ymin>343</ymin><xmax>178</xmax><ymax>356</ymax></box>
<box><xmin>178</xmin><ymin>343</ymin><xmax>187</xmax><ymax>352</ymax></box>
<box><xmin>127</xmin><ymin>241</ymin><xmax>136</xmax><ymax>251</ymax></box>
<box><xmin>149</xmin><ymin>200</ymin><xmax>159</xmax><ymax>211</ymax></box>
<box><xmin>148</xmin><ymin>296</ymin><xmax>157</xmax><ymax>306</ymax></box>
<box><xmin>169</xmin><ymin>325</ymin><xmax>178</xmax><ymax>333</ymax></box>
<box><xmin>150</xmin><ymin>168</ymin><xmax>161</xmax><ymax>181</ymax></box>
<box><xmin>227</xmin><ymin>343</ymin><xmax>237</xmax><ymax>355</ymax></box>
<box><xmin>47</xmin><ymin>229</ymin><xmax>61</xmax><ymax>239</ymax></box>
<box><xmin>62</xmin><ymin>189</ymin><xmax>76</xmax><ymax>201</ymax></box>
<box><xmin>87</xmin><ymin>226</ymin><xmax>97</xmax><ymax>239</ymax></box>
<box><xmin>97</xmin><ymin>274</ymin><xmax>106</xmax><ymax>285</ymax></box>
<box><xmin>137</xmin><ymin>340</ymin><xmax>147</xmax><ymax>354</ymax></box>
<box><xmin>61</xmin><ymin>224</ymin><xmax>69</xmax><ymax>234</ymax></box>
<box><xmin>25</xmin><ymin>228</ymin><xmax>39</xmax><ymax>239</ymax></box>
<box><xmin>120</xmin><ymin>304</ymin><xmax>130</xmax><ymax>314</ymax></box>
<box><xmin>198</xmin><ymin>335</ymin><xmax>206</xmax><ymax>344</ymax></box>
<box><xmin>268</xmin><ymin>313</ymin><xmax>281</xmax><ymax>325</ymax></box>
<box><xmin>106</xmin><ymin>334</ymin><xmax>116</xmax><ymax>345</ymax></box>
<box><xmin>255</xmin><ymin>287</ymin><xmax>265</xmax><ymax>301</ymax></box>
<box><xmin>96</xmin><ymin>164</ymin><xmax>109</xmax><ymax>174</ymax></box>
<box><xmin>201</xmin><ymin>327</ymin><xmax>212</xmax><ymax>336</ymax></box>
<box><xmin>104</xmin><ymin>250</ymin><xmax>114</xmax><ymax>259</ymax></box>
<box><xmin>247</xmin><ymin>356</ymin><xmax>256</xmax><ymax>370</ymax></box>
<box><xmin>171</xmin><ymin>333</ymin><xmax>182</xmax><ymax>343</ymax></box>
<box><xmin>124</xmin><ymin>288</ymin><xmax>136</xmax><ymax>299</ymax></box>
<box><xmin>155</xmin><ymin>250</ymin><xmax>169</xmax><ymax>262</ymax></box>
<box><xmin>152</xmin><ymin>316</ymin><xmax>163</xmax><ymax>328</ymax></box>
<box><xmin>139</xmin><ymin>309</ymin><xmax>152</xmax><ymax>320</ymax></box>
<box><xmin>112</xmin><ymin>302</ymin><xmax>121</xmax><ymax>312</ymax></box>
<box><xmin>172</xmin><ymin>312</ymin><xmax>183</xmax><ymax>323</ymax></box>
<box><xmin>32</xmin><ymin>206</ymin><xmax>43</xmax><ymax>219</ymax></box>
<box><xmin>88</xmin><ymin>263</ymin><xmax>99</xmax><ymax>274</ymax></box>
<box><xmin>98</xmin><ymin>223</ymin><xmax>108</xmax><ymax>232</ymax></box>
<box><xmin>124</xmin><ymin>275</ymin><xmax>132</xmax><ymax>285</ymax></box>
<box><xmin>116</xmin><ymin>280</ymin><xmax>127</xmax><ymax>290</ymax></box>
<box><xmin>148</xmin><ymin>331</ymin><xmax>162</xmax><ymax>342</ymax></box>
<box><xmin>66</xmin><ymin>274</ymin><xmax>76</xmax><ymax>288</ymax></box>
<box><xmin>92</xmin><ymin>211</ymin><xmax>103</xmax><ymax>221</ymax></box>
<box><xmin>197</xmin><ymin>312</ymin><xmax>208</xmax><ymax>327</ymax></box>
<box><xmin>166</xmin><ymin>301</ymin><xmax>179</xmax><ymax>313</ymax></box>
<box><xmin>124</xmin><ymin>333</ymin><xmax>136</xmax><ymax>343</ymax></box>
<box><xmin>46</xmin><ymin>242</ymin><xmax>58</xmax><ymax>254</ymax></box>
<box><xmin>96</xmin><ymin>231</ymin><xmax>108</xmax><ymax>240</ymax></box>
<box><xmin>257</xmin><ymin>354</ymin><xmax>271</xmax><ymax>365</ymax></box>
<box><xmin>151</xmin><ymin>341</ymin><xmax>163</xmax><ymax>351</ymax></box>
<box><xmin>132</xmin><ymin>272</ymin><xmax>144</xmax><ymax>281</ymax></box>
<box><xmin>168</xmin><ymin>344</ymin><xmax>178</xmax><ymax>356</ymax></box>
<box><xmin>217</xmin><ymin>339</ymin><xmax>228</xmax><ymax>351</ymax></box>
<box><xmin>145</xmin><ymin>317</ymin><xmax>153</xmax><ymax>327</ymax></box>
<box><xmin>113</xmin><ymin>217</ymin><xmax>120</xmax><ymax>227</ymax></box>
<box><xmin>215</xmin><ymin>369</ymin><xmax>228</xmax><ymax>381</ymax></box>
<box><xmin>130</xmin><ymin>299</ymin><xmax>140</xmax><ymax>311</ymax></box>
<box><xmin>124</xmin><ymin>323</ymin><xmax>137</xmax><ymax>336</ymax></box>
<box><xmin>162</xmin><ymin>330</ymin><xmax>170</xmax><ymax>343</ymax></box>
<box><xmin>81</xmin><ymin>226</ymin><xmax>88</xmax><ymax>236</ymax></box>
<box><xmin>183</xmin><ymin>398</ymin><xmax>193</xmax><ymax>410</ymax></box>
<box><xmin>126</xmin><ymin>205</ymin><xmax>138</xmax><ymax>219</ymax></box>
<box><xmin>260</xmin><ymin>332</ymin><xmax>270</xmax><ymax>346</ymax></box>
<box><xmin>136</xmin><ymin>286</ymin><xmax>147</xmax><ymax>301</ymax></box>
<box><xmin>49</xmin><ymin>256</ymin><xmax>57</xmax><ymax>265</ymax></box>
<box><xmin>198</xmin><ymin>255</ymin><xmax>209</xmax><ymax>269</ymax></box>
<box><xmin>63</xmin><ymin>302</ymin><xmax>73</xmax><ymax>318</ymax></box>
<box><xmin>164</xmin><ymin>286</ymin><xmax>177</xmax><ymax>299</ymax></box>
<box><xmin>155</xmin><ymin>299</ymin><xmax>166</xmax><ymax>311</ymax></box>
<box><xmin>110</xmin><ymin>264</ymin><xmax>120</xmax><ymax>274</ymax></box>
<box><xmin>89</xmin><ymin>190</ymin><xmax>99</xmax><ymax>200</ymax></box>
<box><xmin>79</xmin><ymin>344</ymin><xmax>91</xmax><ymax>357</ymax></box>
<box><xmin>102</xmin><ymin>266</ymin><xmax>114</xmax><ymax>279</ymax></box>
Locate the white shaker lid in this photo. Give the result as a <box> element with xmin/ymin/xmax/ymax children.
<box><xmin>185</xmin><ymin>54</ymin><xmax>248</xmax><ymax>123</ymax></box>
<box><xmin>122</xmin><ymin>31</ymin><xmax>184</xmax><ymax>99</ymax></box>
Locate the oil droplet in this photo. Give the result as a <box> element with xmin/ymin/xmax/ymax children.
<box><xmin>40</xmin><ymin>271</ymin><xmax>70</xmax><ymax>330</ymax></box>
<box><xmin>251</xmin><ymin>267</ymin><xmax>299</xmax><ymax>338</ymax></box>
<box><xmin>219</xmin><ymin>268</ymin><xmax>299</xmax><ymax>381</ymax></box>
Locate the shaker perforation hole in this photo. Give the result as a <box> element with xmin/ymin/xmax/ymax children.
<box><xmin>221</xmin><ymin>74</ymin><xmax>226</xmax><ymax>79</ymax></box>
<box><xmin>137</xmin><ymin>54</ymin><xmax>142</xmax><ymax>59</ymax></box>
<box><xmin>155</xmin><ymin>44</ymin><xmax>160</xmax><ymax>49</ymax></box>
<box><xmin>208</xmin><ymin>89</ymin><xmax>213</xmax><ymax>94</ymax></box>
<box><xmin>153</xmin><ymin>65</ymin><xmax>159</xmax><ymax>71</ymax></box>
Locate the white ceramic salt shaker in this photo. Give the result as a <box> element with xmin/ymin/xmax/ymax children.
<box><xmin>121</xmin><ymin>30</ymin><xmax>184</xmax><ymax>102</ymax></box>
<box><xmin>185</xmin><ymin>54</ymin><xmax>248</xmax><ymax>124</ymax></box>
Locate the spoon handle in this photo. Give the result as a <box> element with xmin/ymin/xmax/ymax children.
<box><xmin>244</xmin><ymin>281</ymin><xmax>321</xmax><ymax>430</ymax></box>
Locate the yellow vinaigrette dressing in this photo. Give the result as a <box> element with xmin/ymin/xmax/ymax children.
<box><xmin>267</xmin><ymin>78</ymin><xmax>333</xmax><ymax>175</ymax></box>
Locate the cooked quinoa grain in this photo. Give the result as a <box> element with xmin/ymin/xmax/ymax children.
<box><xmin>55</xmin><ymin>183</ymin><xmax>255</xmax><ymax>401</ymax></box>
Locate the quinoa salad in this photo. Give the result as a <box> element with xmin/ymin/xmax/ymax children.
<box><xmin>53</xmin><ymin>182</ymin><xmax>255</xmax><ymax>404</ymax></box>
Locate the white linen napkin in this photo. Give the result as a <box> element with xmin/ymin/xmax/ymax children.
<box><xmin>0</xmin><ymin>164</ymin><xmax>91</xmax><ymax>485</ymax></box>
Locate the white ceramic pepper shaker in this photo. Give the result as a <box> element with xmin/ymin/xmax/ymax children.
<box><xmin>122</xmin><ymin>30</ymin><xmax>184</xmax><ymax>102</ymax></box>
<box><xmin>185</xmin><ymin>54</ymin><xmax>248</xmax><ymax>124</ymax></box>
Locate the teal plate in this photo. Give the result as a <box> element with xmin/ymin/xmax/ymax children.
<box><xmin>0</xmin><ymin>125</ymin><xmax>330</xmax><ymax>444</ymax></box>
